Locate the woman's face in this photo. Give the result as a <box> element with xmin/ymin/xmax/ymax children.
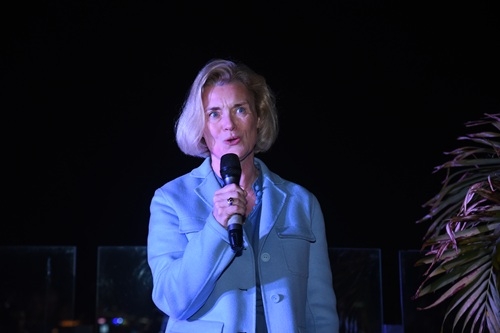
<box><xmin>202</xmin><ymin>82</ymin><xmax>260</xmax><ymax>163</ymax></box>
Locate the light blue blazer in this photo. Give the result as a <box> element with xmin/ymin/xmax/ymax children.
<box><xmin>147</xmin><ymin>157</ymin><xmax>339</xmax><ymax>333</ymax></box>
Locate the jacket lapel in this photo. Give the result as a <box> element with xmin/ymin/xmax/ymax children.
<box><xmin>257</xmin><ymin>161</ymin><xmax>287</xmax><ymax>241</ymax></box>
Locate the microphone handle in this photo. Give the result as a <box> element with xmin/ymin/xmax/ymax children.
<box><xmin>227</xmin><ymin>215</ymin><xmax>244</xmax><ymax>252</ymax></box>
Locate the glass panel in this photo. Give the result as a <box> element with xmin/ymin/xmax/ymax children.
<box><xmin>95</xmin><ymin>246</ymin><xmax>166</xmax><ymax>333</ymax></box>
<box><xmin>399</xmin><ymin>249</ymin><xmax>447</xmax><ymax>333</ymax></box>
<box><xmin>329</xmin><ymin>247</ymin><xmax>384</xmax><ymax>333</ymax></box>
<box><xmin>95</xmin><ymin>246</ymin><xmax>383</xmax><ymax>333</ymax></box>
<box><xmin>0</xmin><ymin>246</ymin><xmax>76</xmax><ymax>333</ymax></box>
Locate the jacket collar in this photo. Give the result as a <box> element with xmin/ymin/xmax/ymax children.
<box><xmin>191</xmin><ymin>157</ymin><xmax>288</xmax><ymax>234</ymax></box>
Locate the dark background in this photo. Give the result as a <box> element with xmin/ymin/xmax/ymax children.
<box><xmin>2</xmin><ymin>0</ymin><xmax>499</xmax><ymax>327</ymax></box>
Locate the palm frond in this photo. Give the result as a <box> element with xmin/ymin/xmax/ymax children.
<box><xmin>413</xmin><ymin>113</ymin><xmax>500</xmax><ymax>332</ymax></box>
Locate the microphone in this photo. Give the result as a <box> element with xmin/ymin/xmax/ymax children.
<box><xmin>220</xmin><ymin>153</ymin><xmax>244</xmax><ymax>252</ymax></box>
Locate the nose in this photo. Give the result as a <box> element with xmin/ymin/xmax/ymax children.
<box><xmin>222</xmin><ymin>112</ymin><xmax>235</xmax><ymax>131</ymax></box>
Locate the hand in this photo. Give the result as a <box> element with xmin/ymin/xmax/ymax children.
<box><xmin>213</xmin><ymin>184</ymin><xmax>247</xmax><ymax>228</ymax></box>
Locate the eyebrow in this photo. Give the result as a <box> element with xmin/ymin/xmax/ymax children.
<box><xmin>205</xmin><ymin>106</ymin><xmax>220</xmax><ymax>113</ymax></box>
<box><xmin>205</xmin><ymin>101</ymin><xmax>250</xmax><ymax>113</ymax></box>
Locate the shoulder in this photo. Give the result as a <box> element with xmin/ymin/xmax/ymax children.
<box><xmin>256</xmin><ymin>158</ymin><xmax>316</xmax><ymax>199</ymax></box>
<box><xmin>157</xmin><ymin>157</ymin><xmax>212</xmax><ymax>191</ymax></box>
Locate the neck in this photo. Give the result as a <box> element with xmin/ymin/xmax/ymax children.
<box><xmin>239</xmin><ymin>160</ymin><xmax>259</xmax><ymax>190</ymax></box>
<box><xmin>212</xmin><ymin>156</ymin><xmax>258</xmax><ymax>190</ymax></box>
<box><xmin>211</xmin><ymin>152</ymin><xmax>258</xmax><ymax>185</ymax></box>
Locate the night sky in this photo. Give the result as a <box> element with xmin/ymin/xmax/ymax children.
<box><xmin>3</xmin><ymin>1</ymin><xmax>499</xmax><ymax>327</ymax></box>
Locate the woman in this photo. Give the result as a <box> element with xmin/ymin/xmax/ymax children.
<box><xmin>147</xmin><ymin>58</ymin><xmax>339</xmax><ymax>333</ymax></box>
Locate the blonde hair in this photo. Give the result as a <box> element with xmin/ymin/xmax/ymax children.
<box><xmin>175</xmin><ymin>58</ymin><xmax>279</xmax><ymax>157</ymax></box>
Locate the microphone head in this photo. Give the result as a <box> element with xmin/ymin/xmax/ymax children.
<box><xmin>220</xmin><ymin>153</ymin><xmax>241</xmax><ymax>185</ymax></box>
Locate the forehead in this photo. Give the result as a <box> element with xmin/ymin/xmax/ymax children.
<box><xmin>202</xmin><ymin>82</ymin><xmax>252</xmax><ymax>105</ymax></box>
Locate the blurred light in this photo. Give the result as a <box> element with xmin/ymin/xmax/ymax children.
<box><xmin>99</xmin><ymin>323</ymin><xmax>109</xmax><ymax>333</ymax></box>
<box><xmin>59</xmin><ymin>319</ymin><xmax>81</xmax><ymax>327</ymax></box>
<box><xmin>111</xmin><ymin>317</ymin><xmax>125</xmax><ymax>325</ymax></box>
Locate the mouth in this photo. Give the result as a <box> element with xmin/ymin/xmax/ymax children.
<box><xmin>226</xmin><ymin>136</ymin><xmax>240</xmax><ymax>145</ymax></box>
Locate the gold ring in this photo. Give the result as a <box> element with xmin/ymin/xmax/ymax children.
<box><xmin>227</xmin><ymin>197</ymin><xmax>234</xmax><ymax>206</ymax></box>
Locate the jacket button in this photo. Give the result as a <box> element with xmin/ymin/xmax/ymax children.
<box><xmin>271</xmin><ymin>294</ymin><xmax>282</xmax><ymax>303</ymax></box>
<box><xmin>261</xmin><ymin>252</ymin><xmax>271</xmax><ymax>262</ymax></box>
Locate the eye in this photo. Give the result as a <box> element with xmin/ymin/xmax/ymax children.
<box><xmin>207</xmin><ymin>110</ymin><xmax>220</xmax><ymax>119</ymax></box>
<box><xmin>235</xmin><ymin>106</ymin><xmax>247</xmax><ymax>114</ymax></box>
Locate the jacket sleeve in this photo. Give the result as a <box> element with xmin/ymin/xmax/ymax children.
<box><xmin>147</xmin><ymin>185</ymin><xmax>236</xmax><ymax>320</ymax></box>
